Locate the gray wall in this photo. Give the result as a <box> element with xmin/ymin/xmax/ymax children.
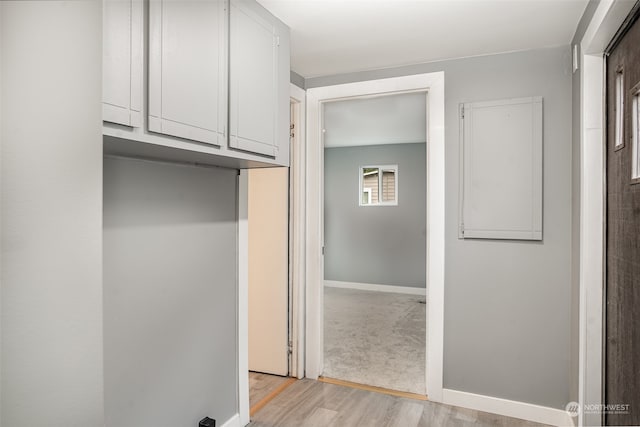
<box><xmin>323</xmin><ymin>93</ymin><xmax>426</xmax><ymax>147</ymax></box>
<box><xmin>103</xmin><ymin>157</ymin><xmax>238</xmax><ymax>427</ymax></box>
<box><xmin>291</xmin><ymin>70</ymin><xmax>305</xmax><ymax>89</ymax></box>
<box><xmin>324</xmin><ymin>143</ymin><xmax>426</xmax><ymax>288</ymax></box>
<box><xmin>309</xmin><ymin>46</ymin><xmax>573</xmax><ymax>409</ymax></box>
<box><xmin>1</xmin><ymin>2</ymin><xmax>104</xmax><ymax>425</ymax></box>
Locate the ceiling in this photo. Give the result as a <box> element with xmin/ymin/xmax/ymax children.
<box><xmin>257</xmin><ymin>0</ymin><xmax>589</xmax><ymax>78</ymax></box>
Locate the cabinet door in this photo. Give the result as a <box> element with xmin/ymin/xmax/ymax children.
<box><xmin>149</xmin><ymin>0</ymin><xmax>227</xmax><ymax>146</ymax></box>
<box><xmin>229</xmin><ymin>0</ymin><xmax>281</xmax><ymax>157</ymax></box>
<box><xmin>103</xmin><ymin>0</ymin><xmax>143</xmax><ymax>127</ymax></box>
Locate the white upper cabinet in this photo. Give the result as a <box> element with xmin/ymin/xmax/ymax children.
<box><xmin>102</xmin><ymin>0</ymin><xmax>290</xmax><ymax>168</ymax></box>
<box><xmin>148</xmin><ymin>0</ymin><xmax>227</xmax><ymax>146</ymax></box>
<box><xmin>103</xmin><ymin>0</ymin><xmax>143</xmax><ymax>127</ymax></box>
<box><xmin>229</xmin><ymin>0</ymin><xmax>289</xmax><ymax>159</ymax></box>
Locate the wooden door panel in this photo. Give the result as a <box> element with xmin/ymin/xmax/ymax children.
<box><xmin>247</xmin><ymin>168</ymin><xmax>289</xmax><ymax>376</ymax></box>
<box><xmin>605</xmin><ymin>7</ymin><xmax>640</xmax><ymax>426</ymax></box>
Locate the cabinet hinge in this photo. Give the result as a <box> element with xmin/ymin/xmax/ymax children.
<box><xmin>460</xmin><ymin>223</ymin><xmax>465</xmax><ymax>236</ymax></box>
<box><xmin>276</xmin><ymin>36</ymin><xmax>280</xmax><ymax>47</ymax></box>
<box><xmin>460</xmin><ymin>106</ymin><xmax>465</xmax><ymax>119</ymax></box>
<box><xmin>288</xmin><ymin>341</ymin><xmax>293</xmax><ymax>354</ymax></box>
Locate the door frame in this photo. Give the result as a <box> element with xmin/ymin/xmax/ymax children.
<box><xmin>578</xmin><ymin>1</ymin><xmax>636</xmax><ymax>426</ymax></box>
<box><xmin>238</xmin><ymin>83</ymin><xmax>306</xmax><ymax>425</ymax></box>
<box><xmin>305</xmin><ymin>72</ymin><xmax>445</xmax><ymax>402</ymax></box>
<box><xmin>289</xmin><ymin>83</ymin><xmax>307</xmax><ymax>380</ymax></box>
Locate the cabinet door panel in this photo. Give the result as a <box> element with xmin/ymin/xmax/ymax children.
<box><xmin>149</xmin><ymin>0</ymin><xmax>226</xmax><ymax>146</ymax></box>
<box><xmin>229</xmin><ymin>1</ymin><xmax>279</xmax><ymax>157</ymax></box>
<box><xmin>103</xmin><ymin>0</ymin><xmax>143</xmax><ymax>127</ymax></box>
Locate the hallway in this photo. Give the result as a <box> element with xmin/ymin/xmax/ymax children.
<box><xmin>248</xmin><ymin>378</ymin><xmax>549</xmax><ymax>427</ymax></box>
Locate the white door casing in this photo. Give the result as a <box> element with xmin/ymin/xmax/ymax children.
<box><xmin>305</xmin><ymin>72</ymin><xmax>445</xmax><ymax>402</ymax></box>
<box><xmin>238</xmin><ymin>83</ymin><xmax>307</xmax><ymax>425</ymax></box>
<box><xmin>289</xmin><ymin>83</ymin><xmax>307</xmax><ymax>379</ymax></box>
<box><xmin>578</xmin><ymin>1</ymin><xmax>636</xmax><ymax>426</ymax></box>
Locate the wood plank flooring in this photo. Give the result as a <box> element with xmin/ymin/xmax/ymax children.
<box><xmin>249</xmin><ymin>378</ymin><xmax>550</xmax><ymax>427</ymax></box>
<box><xmin>249</xmin><ymin>372</ymin><xmax>295</xmax><ymax>410</ymax></box>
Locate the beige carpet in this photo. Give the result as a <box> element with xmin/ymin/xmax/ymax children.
<box><xmin>323</xmin><ymin>286</ymin><xmax>426</xmax><ymax>395</ymax></box>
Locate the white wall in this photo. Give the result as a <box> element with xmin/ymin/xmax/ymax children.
<box><xmin>570</xmin><ymin>0</ymin><xmax>601</xmax><ymax>411</ymax></box>
<box><xmin>307</xmin><ymin>46</ymin><xmax>574</xmax><ymax>409</ymax></box>
<box><xmin>0</xmin><ymin>2</ymin><xmax>104</xmax><ymax>425</ymax></box>
<box><xmin>103</xmin><ymin>157</ymin><xmax>239</xmax><ymax>426</ymax></box>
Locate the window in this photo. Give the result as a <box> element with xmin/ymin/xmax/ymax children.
<box><xmin>632</xmin><ymin>88</ymin><xmax>640</xmax><ymax>180</ymax></box>
<box><xmin>615</xmin><ymin>70</ymin><xmax>624</xmax><ymax>149</ymax></box>
<box><xmin>359</xmin><ymin>165</ymin><xmax>398</xmax><ymax>206</ymax></box>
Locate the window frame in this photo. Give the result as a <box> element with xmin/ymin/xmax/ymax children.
<box><xmin>631</xmin><ymin>82</ymin><xmax>640</xmax><ymax>183</ymax></box>
<box><xmin>614</xmin><ymin>67</ymin><xmax>625</xmax><ymax>151</ymax></box>
<box><xmin>358</xmin><ymin>164</ymin><xmax>398</xmax><ymax>207</ymax></box>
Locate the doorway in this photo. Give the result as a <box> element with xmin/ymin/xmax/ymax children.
<box><xmin>321</xmin><ymin>92</ymin><xmax>428</xmax><ymax>395</ymax></box>
<box><xmin>305</xmin><ymin>72</ymin><xmax>445</xmax><ymax>402</ymax></box>
<box><xmin>240</xmin><ymin>84</ymin><xmax>306</xmax><ymax>424</ymax></box>
<box><xmin>604</xmin><ymin>5</ymin><xmax>640</xmax><ymax>425</ymax></box>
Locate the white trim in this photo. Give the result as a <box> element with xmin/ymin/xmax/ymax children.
<box><xmin>289</xmin><ymin>83</ymin><xmax>306</xmax><ymax>380</ymax></box>
<box><xmin>325</xmin><ymin>280</ymin><xmax>426</xmax><ymax>296</ymax></box>
<box><xmin>579</xmin><ymin>53</ymin><xmax>604</xmax><ymax>427</ymax></box>
<box><xmin>220</xmin><ymin>413</ymin><xmax>241</xmax><ymax>427</ymax></box>
<box><xmin>442</xmin><ymin>389</ymin><xmax>575</xmax><ymax>427</ymax></box>
<box><xmin>237</xmin><ymin>170</ymin><xmax>250</xmax><ymax>427</ymax></box>
<box><xmin>578</xmin><ymin>2</ymin><xmax>635</xmax><ymax>426</ymax></box>
<box><xmin>631</xmin><ymin>91</ymin><xmax>639</xmax><ymax>179</ymax></box>
<box><xmin>236</xmin><ymin>85</ymin><xmax>308</xmax><ymax>423</ymax></box>
<box><xmin>305</xmin><ymin>72</ymin><xmax>445</xmax><ymax>403</ymax></box>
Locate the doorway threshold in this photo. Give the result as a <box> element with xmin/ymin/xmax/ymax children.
<box><xmin>318</xmin><ymin>376</ymin><xmax>428</xmax><ymax>401</ymax></box>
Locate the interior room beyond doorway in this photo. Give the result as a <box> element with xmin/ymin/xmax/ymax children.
<box><xmin>321</xmin><ymin>92</ymin><xmax>428</xmax><ymax>395</ymax></box>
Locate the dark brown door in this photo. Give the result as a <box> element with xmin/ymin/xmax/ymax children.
<box><xmin>605</xmin><ymin>6</ymin><xmax>640</xmax><ymax>426</ymax></box>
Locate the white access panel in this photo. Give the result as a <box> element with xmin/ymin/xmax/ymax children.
<box><xmin>148</xmin><ymin>0</ymin><xmax>226</xmax><ymax>146</ymax></box>
<box><xmin>103</xmin><ymin>0</ymin><xmax>143</xmax><ymax>127</ymax></box>
<box><xmin>460</xmin><ymin>97</ymin><xmax>543</xmax><ymax>240</ymax></box>
<box><xmin>229</xmin><ymin>0</ymin><xmax>279</xmax><ymax>157</ymax></box>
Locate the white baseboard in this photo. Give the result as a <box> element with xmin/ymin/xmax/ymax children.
<box><xmin>442</xmin><ymin>389</ymin><xmax>575</xmax><ymax>427</ymax></box>
<box><xmin>221</xmin><ymin>413</ymin><xmax>241</xmax><ymax>427</ymax></box>
<box><xmin>324</xmin><ymin>280</ymin><xmax>426</xmax><ymax>296</ymax></box>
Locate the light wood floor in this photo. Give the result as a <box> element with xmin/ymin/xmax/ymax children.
<box><xmin>249</xmin><ymin>378</ymin><xmax>550</xmax><ymax>427</ymax></box>
<box><xmin>249</xmin><ymin>372</ymin><xmax>294</xmax><ymax>409</ymax></box>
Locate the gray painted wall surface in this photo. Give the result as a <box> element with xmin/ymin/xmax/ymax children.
<box><xmin>290</xmin><ymin>70</ymin><xmax>305</xmax><ymax>89</ymax></box>
<box><xmin>311</xmin><ymin>46</ymin><xmax>573</xmax><ymax>409</ymax></box>
<box><xmin>323</xmin><ymin>93</ymin><xmax>426</xmax><ymax>147</ymax></box>
<box><xmin>1</xmin><ymin>2</ymin><xmax>104</xmax><ymax>425</ymax></box>
<box><xmin>104</xmin><ymin>157</ymin><xmax>238</xmax><ymax>427</ymax></box>
<box><xmin>324</xmin><ymin>143</ymin><xmax>426</xmax><ymax>288</ymax></box>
